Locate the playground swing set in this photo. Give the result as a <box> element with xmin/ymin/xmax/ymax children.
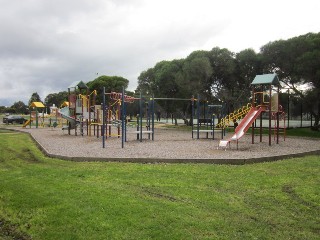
<box><xmin>102</xmin><ymin>88</ymin><xmax>161</xmax><ymax>148</ymax></box>
<box><xmin>100</xmin><ymin>88</ymin><xmax>221</xmax><ymax>148</ymax></box>
<box><xmin>191</xmin><ymin>94</ymin><xmax>224</xmax><ymax>140</ymax></box>
<box><xmin>101</xmin><ymin>91</ymin><xmax>233</xmax><ymax>148</ymax></box>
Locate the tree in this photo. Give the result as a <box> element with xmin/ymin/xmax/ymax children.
<box><xmin>136</xmin><ymin>68</ymin><xmax>156</xmax><ymax>95</ymax></box>
<box><xmin>28</xmin><ymin>92</ymin><xmax>42</xmax><ymax>106</ymax></box>
<box><xmin>44</xmin><ymin>91</ymin><xmax>68</xmax><ymax>112</ymax></box>
<box><xmin>5</xmin><ymin>107</ymin><xmax>15</xmax><ymax>114</ymax></box>
<box><xmin>11</xmin><ymin>101</ymin><xmax>28</xmax><ymax>114</ymax></box>
<box><xmin>0</xmin><ymin>106</ymin><xmax>7</xmax><ymax>114</ymax></box>
<box><xmin>87</xmin><ymin>75</ymin><xmax>129</xmax><ymax>104</ymax></box>
<box><xmin>152</xmin><ymin>60</ymin><xmax>182</xmax><ymax>117</ymax></box>
<box><xmin>183</xmin><ymin>51</ymin><xmax>212</xmax><ymax>98</ymax></box>
<box><xmin>207</xmin><ymin>47</ymin><xmax>239</xmax><ymax>113</ymax></box>
<box><xmin>234</xmin><ymin>49</ymin><xmax>262</xmax><ymax>106</ymax></box>
<box><xmin>136</xmin><ymin>33</ymin><xmax>320</xmax><ymax>127</ymax></box>
<box><xmin>137</xmin><ymin>59</ymin><xmax>191</xmax><ymax>122</ymax></box>
<box><xmin>137</xmin><ymin>48</ymin><xmax>248</xmax><ymax>120</ymax></box>
<box><xmin>261</xmin><ymin>32</ymin><xmax>320</xmax><ymax>129</ymax></box>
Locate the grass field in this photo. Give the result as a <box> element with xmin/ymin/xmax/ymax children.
<box><xmin>0</xmin><ymin>129</ymin><xmax>319</xmax><ymax>239</ymax></box>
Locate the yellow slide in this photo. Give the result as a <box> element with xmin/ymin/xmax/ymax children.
<box><xmin>22</xmin><ymin>119</ymin><xmax>31</xmax><ymax>128</ymax></box>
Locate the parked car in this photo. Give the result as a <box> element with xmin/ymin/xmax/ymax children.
<box><xmin>2</xmin><ymin>115</ymin><xmax>27</xmax><ymax>124</ymax></box>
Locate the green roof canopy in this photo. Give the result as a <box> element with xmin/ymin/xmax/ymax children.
<box><xmin>251</xmin><ymin>73</ymin><xmax>279</xmax><ymax>85</ymax></box>
<box><xmin>68</xmin><ymin>80</ymin><xmax>88</xmax><ymax>89</ymax></box>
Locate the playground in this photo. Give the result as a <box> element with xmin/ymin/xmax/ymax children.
<box><xmin>17</xmin><ymin>126</ymin><xmax>320</xmax><ymax>163</ymax></box>
<box><xmin>4</xmin><ymin>73</ymin><xmax>319</xmax><ymax>163</ymax></box>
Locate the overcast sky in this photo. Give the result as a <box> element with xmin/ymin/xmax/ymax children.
<box><xmin>0</xmin><ymin>0</ymin><xmax>319</xmax><ymax>106</ymax></box>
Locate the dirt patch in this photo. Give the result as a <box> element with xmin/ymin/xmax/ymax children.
<box><xmin>0</xmin><ymin>217</ymin><xmax>31</xmax><ymax>240</ymax></box>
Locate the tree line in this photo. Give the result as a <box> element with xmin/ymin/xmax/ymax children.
<box><xmin>136</xmin><ymin>32</ymin><xmax>320</xmax><ymax>129</ymax></box>
<box><xmin>1</xmin><ymin>32</ymin><xmax>319</xmax><ymax>129</ymax></box>
<box><xmin>0</xmin><ymin>76</ymin><xmax>130</xmax><ymax>115</ymax></box>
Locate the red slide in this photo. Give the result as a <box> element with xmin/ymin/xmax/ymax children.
<box><xmin>219</xmin><ymin>107</ymin><xmax>265</xmax><ymax>148</ymax></box>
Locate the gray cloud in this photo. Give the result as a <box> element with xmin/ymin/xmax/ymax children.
<box><xmin>0</xmin><ymin>0</ymin><xmax>319</xmax><ymax>106</ymax></box>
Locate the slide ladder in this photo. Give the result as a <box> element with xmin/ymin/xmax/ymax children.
<box><xmin>218</xmin><ymin>106</ymin><xmax>265</xmax><ymax>150</ymax></box>
<box><xmin>216</xmin><ymin>103</ymin><xmax>252</xmax><ymax>129</ymax></box>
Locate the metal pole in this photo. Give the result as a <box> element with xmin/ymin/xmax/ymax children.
<box><xmin>102</xmin><ymin>87</ymin><xmax>106</xmax><ymax>148</ymax></box>
<box><xmin>124</xmin><ymin>99</ymin><xmax>127</xmax><ymax>142</ymax></box>
<box><xmin>191</xmin><ymin>96</ymin><xmax>194</xmax><ymax>138</ymax></box>
<box><xmin>152</xmin><ymin>95</ymin><xmax>155</xmax><ymax>141</ymax></box>
<box><xmin>260</xmin><ymin>112</ymin><xmax>262</xmax><ymax>142</ymax></box>
<box><xmin>252</xmin><ymin>86</ymin><xmax>255</xmax><ymax>144</ymax></box>
<box><xmin>140</xmin><ymin>92</ymin><xmax>142</xmax><ymax>142</ymax></box>
<box><xmin>287</xmin><ymin>89</ymin><xmax>290</xmax><ymax>128</ymax></box>
<box><xmin>197</xmin><ymin>94</ymin><xmax>200</xmax><ymax>139</ymax></box>
<box><xmin>136</xmin><ymin>114</ymin><xmax>139</xmax><ymax>140</ymax></box>
<box><xmin>212</xmin><ymin>114</ymin><xmax>215</xmax><ymax>140</ymax></box>
<box><xmin>121</xmin><ymin>87</ymin><xmax>125</xmax><ymax>148</ymax></box>
<box><xmin>269</xmin><ymin>85</ymin><xmax>272</xmax><ymax>146</ymax></box>
<box><xmin>36</xmin><ymin>108</ymin><xmax>38</xmax><ymax>128</ymax></box>
<box><xmin>147</xmin><ymin>99</ymin><xmax>150</xmax><ymax>140</ymax></box>
<box><xmin>29</xmin><ymin>110</ymin><xmax>31</xmax><ymax>128</ymax></box>
<box><xmin>277</xmin><ymin>85</ymin><xmax>280</xmax><ymax>144</ymax></box>
<box><xmin>300</xmin><ymin>101</ymin><xmax>303</xmax><ymax>128</ymax></box>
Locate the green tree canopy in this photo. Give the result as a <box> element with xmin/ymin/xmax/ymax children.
<box><xmin>11</xmin><ymin>101</ymin><xmax>28</xmax><ymax>114</ymax></box>
<box><xmin>137</xmin><ymin>60</ymin><xmax>185</xmax><ymax>115</ymax></box>
<box><xmin>136</xmin><ymin>32</ymin><xmax>320</xmax><ymax>128</ymax></box>
<box><xmin>44</xmin><ymin>91</ymin><xmax>69</xmax><ymax>112</ymax></box>
<box><xmin>136</xmin><ymin>47</ymin><xmax>252</xmax><ymax>117</ymax></box>
<box><xmin>183</xmin><ymin>51</ymin><xmax>212</xmax><ymax>98</ymax></box>
<box><xmin>87</xmin><ymin>75</ymin><xmax>129</xmax><ymax>104</ymax></box>
<box><xmin>207</xmin><ymin>47</ymin><xmax>237</xmax><ymax>106</ymax></box>
<box><xmin>234</xmin><ymin>48</ymin><xmax>262</xmax><ymax>104</ymax></box>
<box><xmin>260</xmin><ymin>32</ymin><xmax>320</xmax><ymax>128</ymax></box>
<box><xmin>28</xmin><ymin>92</ymin><xmax>42</xmax><ymax>107</ymax></box>
<box><xmin>0</xmin><ymin>106</ymin><xmax>6</xmax><ymax>114</ymax></box>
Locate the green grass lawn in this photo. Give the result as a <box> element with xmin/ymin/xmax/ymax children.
<box><xmin>0</xmin><ymin>130</ymin><xmax>319</xmax><ymax>239</ymax></box>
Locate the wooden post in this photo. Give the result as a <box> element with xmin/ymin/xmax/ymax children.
<box><xmin>277</xmin><ymin>84</ymin><xmax>280</xmax><ymax>144</ymax></box>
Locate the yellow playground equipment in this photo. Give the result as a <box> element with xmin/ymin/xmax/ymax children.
<box><xmin>23</xmin><ymin>101</ymin><xmax>46</xmax><ymax>128</ymax></box>
<box><xmin>216</xmin><ymin>103</ymin><xmax>252</xmax><ymax>129</ymax></box>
